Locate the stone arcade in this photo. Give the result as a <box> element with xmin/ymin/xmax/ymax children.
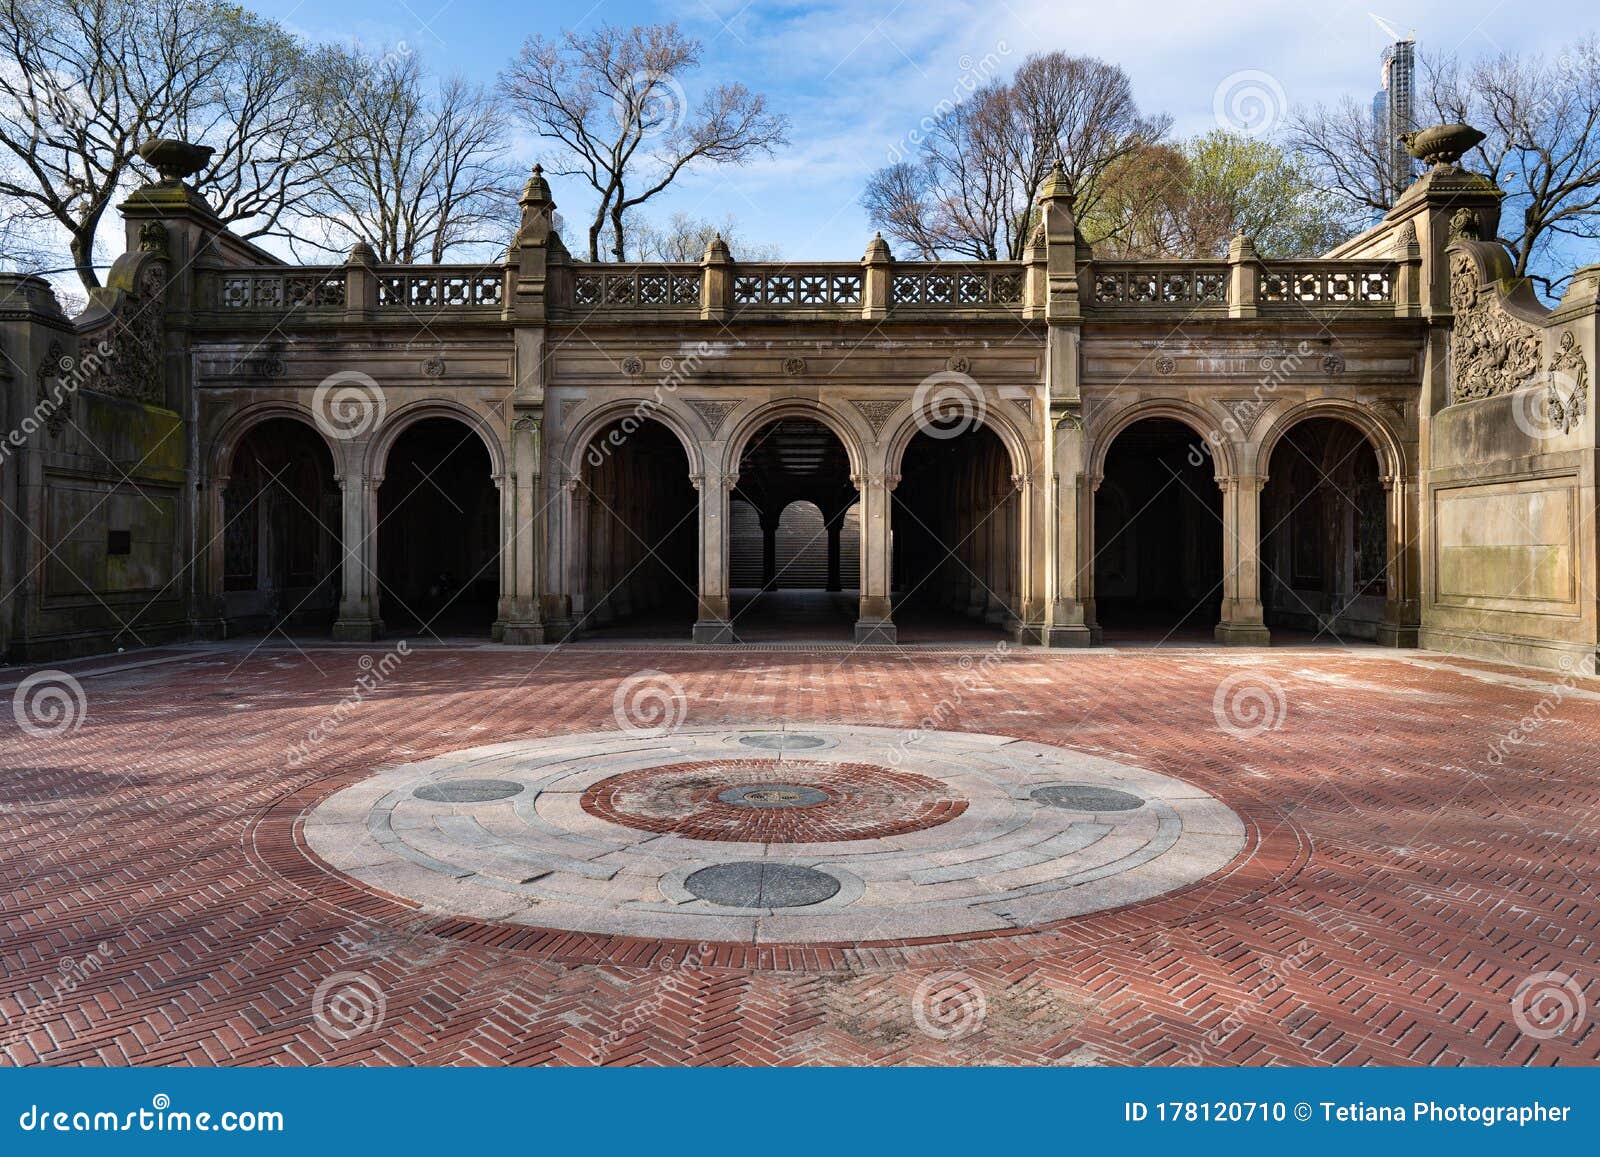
<box><xmin>1</xmin><ymin>126</ymin><xmax>1597</xmax><ymax>670</ymax></box>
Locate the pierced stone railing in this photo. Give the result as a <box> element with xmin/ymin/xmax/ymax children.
<box><xmin>572</xmin><ymin>264</ymin><xmax>702</xmax><ymax>308</ymax></box>
<box><xmin>219</xmin><ymin>268</ymin><xmax>346</xmax><ymax>311</ymax></box>
<box><xmin>1091</xmin><ymin>264</ymin><xmax>1229</xmax><ymax>307</ymax></box>
<box><xmin>734</xmin><ymin>266</ymin><xmax>863</xmax><ymax>307</ymax></box>
<box><xmin>890</xmin><ymin>265</ymin><xmax>1023</xmax><ymax>307</ymax></box>
<box><xmin>208</xmin><ymin>263</ymin><xmax>505</xmax><ymax>316</ymax></box>
<box><xmin>1259</xmin><ymin>261</ymin><xmax>1395</xmax><ymax>307</ymax></box>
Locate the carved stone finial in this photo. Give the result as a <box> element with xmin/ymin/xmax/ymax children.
<box><xmin>863</xmin><ymin>232</ymin><xmax>892</xmax><ymax>263</ymax></box>
<box><xmin>346</xmin><ymin>240</ymin><xmax>378</xmax><ymax>266</ymax></box>
<box><xmin>1399</xmin><ymin>123</ymin><xmax>1486</xmax><ymax>169</ymax></box>
<box><xmin>520</xmin><ymin>163</ymin><xmax>554</xmax><ymax>208</ymax></box>
<box><xmin>136</xmin><ymin>138</ymin><xmax>212</xmax><ymax>185</ymax></box>
<box><xmin>1038</xmin><ymin>158</ymin><xmax>1073</xmax><ymax>202</ymax></box>
<box><xmin>703</xmin><ymin>232</ymin><xmax>732</xmax><ymax>263</ymax></box>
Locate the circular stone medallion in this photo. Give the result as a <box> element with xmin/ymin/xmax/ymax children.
<box><xmin>412</xmin><ymin>779</ymin><xmax>524</xmax><ymax>803</ymax></box>
<box><xmin>684</xmin><ymin>862</ymin><xmax>841</xmax><ymax>908</ymax></box>
<box><xmin>1031</xmin><ymin>784</ymin><xmax>1144</xmax><ymax>812</ymax></box>
<box><xmin>737</xmin><ymin>733</ymin><xmax>828</xmax><ymax>751</ymax></box>
<box><xmin>716</xmin><ymin>784</ymin><xmax>830</xmax><ymax>808</ymax></box>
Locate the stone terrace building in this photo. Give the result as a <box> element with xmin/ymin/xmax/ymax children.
<box><xmin>1</xmin><ymin>128</ymin><xmax>1596</xmax><ymax>671</ymax></box>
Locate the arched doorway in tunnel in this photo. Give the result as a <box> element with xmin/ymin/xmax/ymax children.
<box><xmin>376</xmin><ymin>417</ymin><xmax>499</xmax><ymax>635</ymax></box>
<box><xmin>222</xmin><ymin>418</ymin><xmax>340</xmax><ymax>634</ymax></box>
<box><xmin>893</xmin><ymin>423</ymin><xmax>1016</xmax><ymax>641</ymax></box>
<box><xmin>1260</xmin><ymin>417</ymin><xmax>1388</xmax><ymax>641</ymax></box>
<box><xmin>1093</xmin><ymin>417</ymin><xmax>1223</xmax><ymax>641</ymax></box>
<box><xmin>730</xmin><ymin>417</ymin><xmax>856</xmax><ymax>639</ymax></box>
<box><xmin>574</xmin><ymin>416</ymin><xmax>697</xmax><ymax>637</ymax></box>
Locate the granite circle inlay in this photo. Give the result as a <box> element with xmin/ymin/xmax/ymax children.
<box><xmin>412</xmin><ymin>779</ymin><xmax>525</xmax><ymax>803</ymax></box>
<box><xmin>738</xmin><ymin>733</ymin><xmax>828</xmax><ymax>750</ymax></box>
<box><xmin>1031</xmin><ymin>784</ymin><xmax>1144</xmax><ymax>812</ymax></box>
<box><xmin>299</xmin><ymin>725</ymin><xmax>1249</xmax><ymax>946</ymax></box>
<box><xmin>717</xmin><ymin>784</ymin><xmax>830</xmax><ymax>808</ymax></box>
<box><xmin>684</xmin><ymin>862</ymin><xmax>841</xmax><ymax>908</ymax></box>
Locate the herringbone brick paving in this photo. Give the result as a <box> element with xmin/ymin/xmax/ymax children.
<box><xmin>1</xmin><ymin>641</ymin><xmax>1596</xmax><ymax>1065</ymax></box>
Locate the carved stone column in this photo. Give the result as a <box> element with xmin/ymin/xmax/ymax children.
<box><xmin>825</xmin><ymin>516</ymin><xmax>843</xmax><ymax>592</ymax></box>
<box><xmin>691</xmin><ymin>471</ymin><xmax>735</xmax><ymax>643</ymax></box>
<box><xmin>192</xmin><ymin>470</ymin><xmax>229</xmax><ymax>639</ymax></box>
<box><xmin>1215</xmin><ymin>472</ymin><xmax>1270</xmax><ymax>645</ymax></box>
<box><xmin>1376</xmin><ymin>473</ymin><xmax>1421</xmax><ymax>647</ymax></box>
<box><xmin>498</xmin><ymin>413</ymin><xmax>544</xmax><ymax>644</ymax></box>
<box><xmin>332</xmin><ymin>455</ymin><xmax>383</xmax><ymax>641</ymax></box>
<box><xmin>854</xmin><ymin>472</ymin><xmax>897</xmax><ymax>643</ymax></box>
<box><xmin>1045</xmin><ymin>411</ymin><xmax>1096</xmax><ymax>645</ymax></box>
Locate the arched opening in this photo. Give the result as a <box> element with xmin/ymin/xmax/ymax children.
<box><xmin>222</xmin><ymin>418</ymin><xmax>340</xmax><ymax>635</ymax></box>
<box><xmin>376</xmin><ymin>418</ymin><xmax>498</xmax><ymax>636</ymax></box>
<box><xmin>731</xmin><ymin>418</ymin><xmax>856</xmax><ymax>639</ymax></box>
<box><xmin>1094</xmin><ymin>417</ymin><xmax>1223</xmax><ymax>641</ymax></box>
<box><xmin>575</xmin><ymin>416</ymin><xmax>697</xmax><ymax>637</ymax></box>
<box><xmin>893</xmin><ymin>423</ymin><xmax>1015</xmax><ymax>641</ymax></box>
<box><xmin>1260</xmin><ymin>417</ymin><xmax>1388</xmax><ymax>641</ymax></box>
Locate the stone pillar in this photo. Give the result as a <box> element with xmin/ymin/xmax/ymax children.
<box><xmin>761</xmin><ymin>514</ymin><xmax>778</xmax><ymax>589</ymax></box>
<box><xmin>332</xmin><ymin>451</ymin><xmax>383</xmax><ymax>641</ymax></box>
<box><xmin>692</xmin><ymin>471</ymin><xmax>735</xmax><ymax>643</ymax></box>
<box><xmin>1226</xmin><ymin>232</ymin><xmax>1260</xmax><ymax>319</ymax></box>
<box><xmin>192</xmin><ymin>470</ymin><xmax>229</xmax><ymax>638</ymax></box>
<box><xmin>862</xmin><ymin>233</ymin><xmax>891</xmax><ymax>321</ymax></box>
<box><xmin>1214</xmin><ymin>473</ymin><xmax>1270</xmax><ymax>644</ymax></box>
<box><xmin>825</xmin><ymin>516</ymin><xmax>843</xmax><ymax>592</ymax></box>
<box><xmin>854</xmin><ymin>473</ymin><xmax>897</xmax><ymax>642</ymax></box>
<box><xmin>498</xmin><ymin>414</ymin><xmax>544</xmax><ymax>644</ymax></box>
<box><xmin>541</xmin><ymin>474</ymin><xmax>577</xmax><ymax>639</ymax></box>
<box><xmin>1045</xmin><ymin>412</ymin><xmax>1096</xmax><ymax>645</ymax></box>
<box><xmin>1376</xmin><ymin>473</ymin><xmax>1421</xmax><ymax>647</ymax></box>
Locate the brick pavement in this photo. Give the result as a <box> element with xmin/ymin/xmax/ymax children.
<box><xmin>1</xmin><ymin>640</ymin><xmax>1597</xmax><ymax>1066</ymax></box>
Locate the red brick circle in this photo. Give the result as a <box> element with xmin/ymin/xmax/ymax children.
<box><xmin>578</xmin><ymin>759</ymin><xmax>967</xmax><ymax>842</ymax></box>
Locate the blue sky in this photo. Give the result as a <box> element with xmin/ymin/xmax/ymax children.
<box><xmin>254</xmin><ymin>0</ymin><xmax>1591</xmax><ymax>259</ymax></box>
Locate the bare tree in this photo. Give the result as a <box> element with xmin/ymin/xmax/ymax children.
<box><xmin>1290</xmin><ymin>38</ymin><xmax>1600</xmax><ymax>294</ymax></box>
<box><xmin>0</xmin><ymin>0</ymin><xmax>339</xmax><ymax>288</ymax></box>
<box><xmin>499</xmin><ymin>22</ymin><xmax>788</xmax><ymax>261</ymax></box>
<box><xmin>626</xmin><ymin>211</ymin><xmax>781</xmax><ymax>262</ymax></box>
<box><xmin>297</xmin><ymin>49</ymin><xmax>518</xmax><ymax>264</ymax></box>
<box><xmin>862</xmin><ymin>52</ymin><xmax>1168</xmax><ymax>260</ymax></box>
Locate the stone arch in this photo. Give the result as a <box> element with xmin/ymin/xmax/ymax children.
<box><xmin>561</xmin><ymin>396</ymin><xmax>705</xmax><ymax>480</ymax></box>
<box><xmin>882</xmin><ymin>404</ymin><xmax>1033</xmax><ymax>481</ymax></box>
<box><xmin>366</xmin><ymin>398</ymin><xmax>506</xmax><ymax>483</ymax></box>
<box><xmin>210</xmin><ymin>400</ymin><xmax>344</xmax><ymax>482</ymax></box>
<box><xmin>1252</xmin><ymin>397</ymin><xmax>1406</xmax><ymax>481</ymax></box>
<box><xmin>721</xmin><ymin>398</ymin><xmax>868</xmax><ymax>479</ymax></box>
<box><xmin>1088</xmin><ymin>399</ymin><xmax>1237</xmax><ymax>482</ymax></box>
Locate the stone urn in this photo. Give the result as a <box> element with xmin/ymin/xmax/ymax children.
<box><xmin>1399</xmin><ymin>123</ymin><xmax>1486</xmax><ymax>168</ymax></box>
<box><xmin>137</xmin><ymin>138</ymin><xmax>214</xmax><ymax>185</ymax></box>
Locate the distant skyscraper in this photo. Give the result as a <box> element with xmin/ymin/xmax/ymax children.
<box><xmin>1373</xmin><ymin>36</ymin><xmax>1417</xmax><ymax>206</ymax></box>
